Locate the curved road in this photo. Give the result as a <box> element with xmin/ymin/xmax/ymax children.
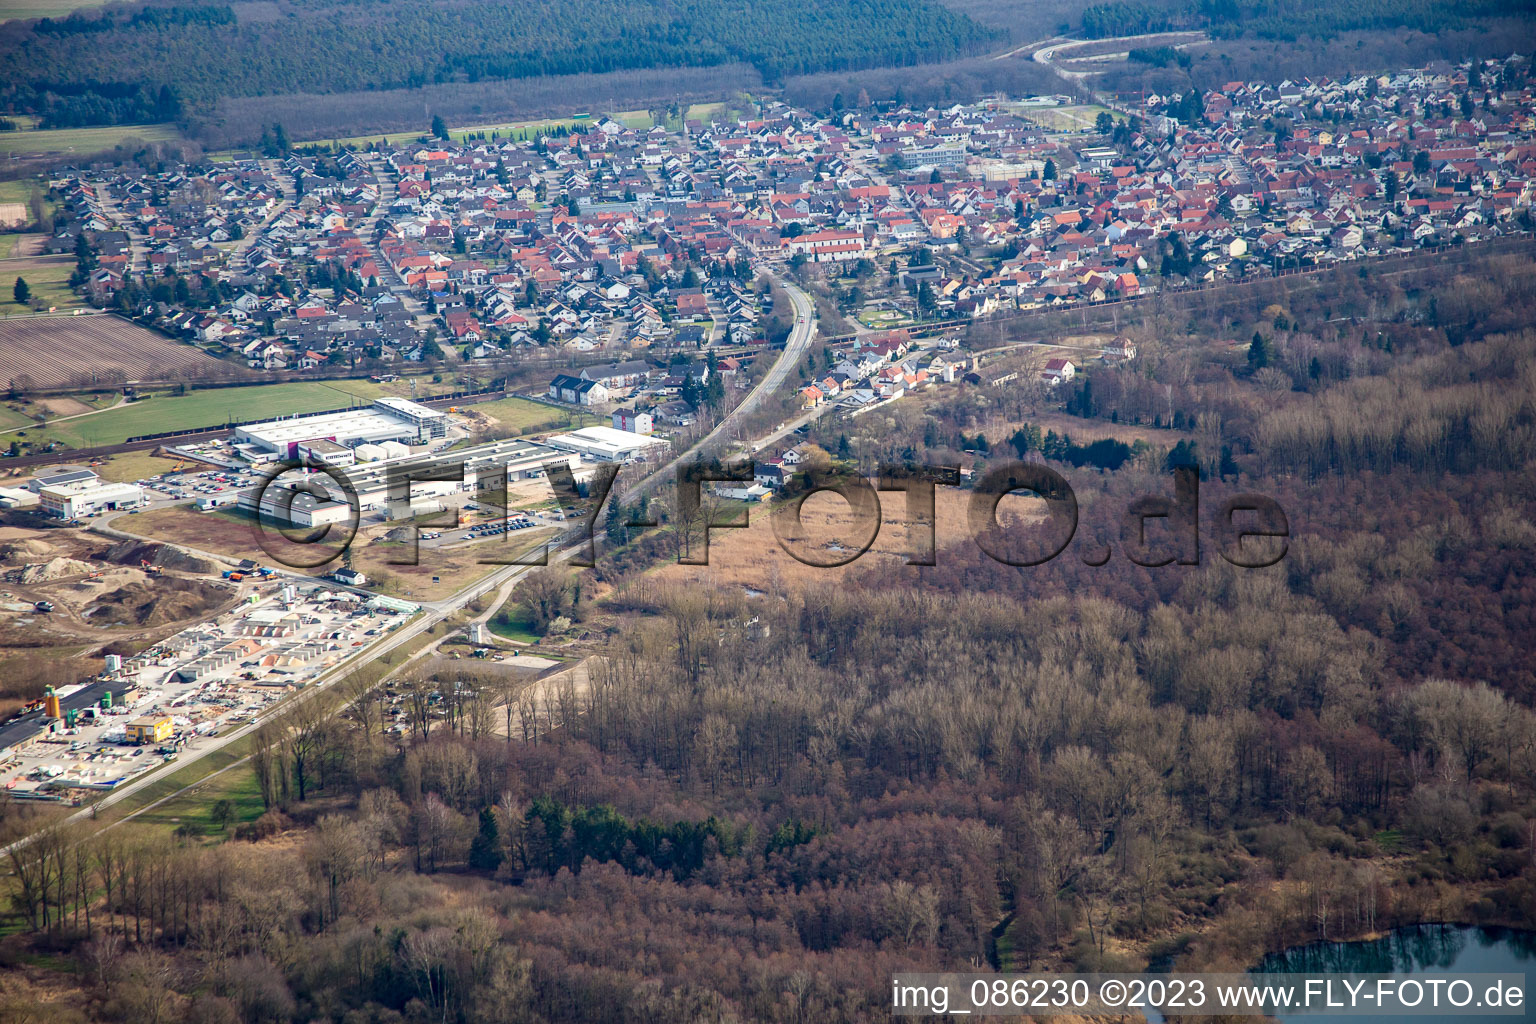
<box><xmin>621</xmin><ymin>275</ymin><xmax>815</xmax><ymax>501</ymax></box>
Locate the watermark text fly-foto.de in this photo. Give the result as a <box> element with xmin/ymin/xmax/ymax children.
<box><xmin>249</xmin><ymin>457</ymin><xmax>1289</xmax><ymax>572</ymax></box>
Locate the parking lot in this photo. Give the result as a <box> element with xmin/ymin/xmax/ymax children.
<box><xmin>138</xmin><ymin>460</ymin><xmax>259</xmax><ymax>507</ymax></box>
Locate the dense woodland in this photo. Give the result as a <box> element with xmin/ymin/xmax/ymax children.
<box><xmin>3</xmin><ymin>0</ymin><xmax>1534</xmax><ymax>139</ymax></box>
<box><xmin>3</xmin><ymin>246</ymin><xmax>1536</xmax><ymax>1022</ymax></box>
<box><xmin>1097</xmin><ymin>21</ymin><xmax>1536</xmax><ymax>102</ymax></box>
<box><xmin>1078</xmin><ymin>0</ymin><xmax>1533</xmax><ymax>40</ymax></box>
<box><xmin>0</xmin><ymin>0</ymin><xmax>994</xmax><ymax>129</ymax></box>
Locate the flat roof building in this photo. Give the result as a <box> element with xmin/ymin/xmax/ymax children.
<box><xmin>38</xmin><ymin>479</ymin><xmax>143</xmax><ymax>519</ymax></box>
<box><xmin>372</xmin><ymin>396</ymin><xmax>447</xmax><ymax>439</ymax></box>
<box><xmin>296</xmin><ymin>438</ymin><xmax>356</xmax><ymax>467</ymax></box>
<box><xmin>239</xmin><ymin>438</ymin><xmax>579</xmax><ymax>526</ymax></box>
<box><xmin>29</xmin><ymin>466</ymin><xmax>98</xmax><ymax>493</ymax></box>
<box><xmin>236</xmin><ymin>408</ymin><xmax>421</xmax><ymax>456</ymax></box>
<box><xmin>545</xmin><ymin>425</ymin><xmax>669</xmax><ymax>463</ymax></box>
<box><xmin>125</xmin><ymin>715</ymin><xmax>173</xmax><ymax>745</ymax></box>
<box><xmin>236</xmin><ymin>397</ymin><xmax>446</xmax><ymax>456</ymax></box>
<box><xmin>0</xmin><ymin>486</ymin><xmax>39</xmax><ymax>509</ymax></box>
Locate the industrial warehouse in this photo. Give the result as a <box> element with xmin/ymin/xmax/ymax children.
<box><xmin>234</xmin><ymin>396</ymin><xmax>448</xmax><ymax>457</ymax></box>
<box><xmin>239</xmin><ymin>438</ymin><xmax>583</xmax><ymax>527</ymax></box>
<box><xmin>545</xmin><ymin>425</ymin><xmax>670</xmax><ymax>463</ymax></box>
<box><xmin>15</xmin><ymin>466</ymin><xmax>146</xmax><ymax>519</ymax></box>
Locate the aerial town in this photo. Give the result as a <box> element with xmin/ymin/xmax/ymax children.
<box><xmin>3</xmin><ymin>50</ymin><xmax>1534</xmax><ymax>796</ymax></box>
<box><xmin>39</xmin><ymin>55</ymin><xmax>1535</xmax><ymax>394</ymax></box>
<box><xmin>1</xmin><ymin>29</ymin><xmax>1535</xmax><ymax>1020</ymax></box>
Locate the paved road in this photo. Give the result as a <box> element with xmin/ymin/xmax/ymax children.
<box><xmin>744</xmin><ymin>329</ymin><xmax>969</xmax><ymax>455</ymax></box>
<box><xmin>0</xmin><ymin>543</ymin><xmax>563</xmax><ymax>847</ymax></box>
<box><xmin>748</xmin><ymin>403</ymin><xmax>831</xmax><ymax>456</ymax></box>
<box><xmin>91</xmin><ymin>158</ymin><xmax>292</xmax><ymax>293</ymax></box>
<box><xmin>229</xmin><ymin>162</ymin><xmax>295</xmax><ymax>274</ymax></box>
<box><xmin>1030</xmin><ymin>32</ymin><xmax>1208</xmax><ymax>119</ymax></box>
<box><xmin>359</xmin><ymin>154</ymin><xmax>435</xmax><ymax>333</ymax></box>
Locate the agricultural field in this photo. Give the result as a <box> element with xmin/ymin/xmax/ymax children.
<box><xmin>0</xmin><ymin>233</ymin><xmax>38</xmax><ymax>258</ymax></box>
<box><xmin>0</xmin><ymin>176</ymin><xmax>55</xmax><ymax>234</ymax></box>
<box><xmin>0</xmin><ymin>257</ymin><xmax>84</xmax><ymax>314</ymax></box>
<box><xmin>0</xmin><ymin>380</ymin><xmax>367</xmax><ymax>450</ymax></box>
<box><xmin>0</xmin><ymin>0</ymin><xmax>110</xmax><ymax>22</ymax></box>
<box><xmin>0</xmin><ymin>179</ymin><xmax>40</xmax><ymax>205</ymax></box>
<box><xmin>0</xmin><ymin>315</ymin><xmax>231</xmax><ymax>388</ymax></box>
<box><xmin>0</xmin><ymin>122</ymin><xmax>182</xmax><ymax>158</ymax></box>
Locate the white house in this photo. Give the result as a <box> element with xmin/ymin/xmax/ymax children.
<box><xmin>1040</xmin><ymin>358</ymin><xmax>1076</xmax><ymax>385</ymax></box>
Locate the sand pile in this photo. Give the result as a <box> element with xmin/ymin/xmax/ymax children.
<box><xmin>0</xmin><ymin>539</ymin><xmax>54</xmax><ymax>565</ymax></box>
<box><xmin>86</xmin><ymin>577</ymin><xmax>226</xmax><ymax>627</ymax></box>
<box><xmin>95</xmin><ymin>539</ymin><xmax>218</xmax><ymax>575</ymax></box>
<box><xmin>16</xmin><ymin>556</ymin><xmax>94</xmax><ymax>583</ymax></box>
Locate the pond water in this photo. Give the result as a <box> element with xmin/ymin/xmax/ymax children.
<box><xmin>1145</xmin><ymin>925</ymin><xmax>1533</xmax><ymax>1022</ymax></box>
<box><xmin>1256</xmin><ymin>924</ymin><xmax>1535</xmax><ymax>1022</ymax></box>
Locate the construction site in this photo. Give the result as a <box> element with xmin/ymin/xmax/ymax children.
<box><xmin>0</xmin><ymin>576</ymin><xmax>418</xmax><ymax>802</ymax></box>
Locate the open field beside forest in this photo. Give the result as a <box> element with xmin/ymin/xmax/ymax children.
<box><xmin>0</xmin><ymin>0</ymin><xmax>109</xmax><ymax>21</ymax></box>
<box><xmin>0</xmin><ymin>123</ymin><xmax>181</xmax><ymax>158</ymax></box>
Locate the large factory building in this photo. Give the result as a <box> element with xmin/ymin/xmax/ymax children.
<box><xmin>234</xmin><ymin>398</ymin><xmax>447</xmax><ymax>458</ymax></box>
<box><xmin>240</xmin><ymin>439</ymin><xmax>580</xmax><ymax>526</ymax></box>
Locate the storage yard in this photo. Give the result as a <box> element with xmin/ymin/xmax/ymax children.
<box><xmin>0</xmin><ymin>395</ymin><xmax>658</xmax><ymax>776</ymax></box>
